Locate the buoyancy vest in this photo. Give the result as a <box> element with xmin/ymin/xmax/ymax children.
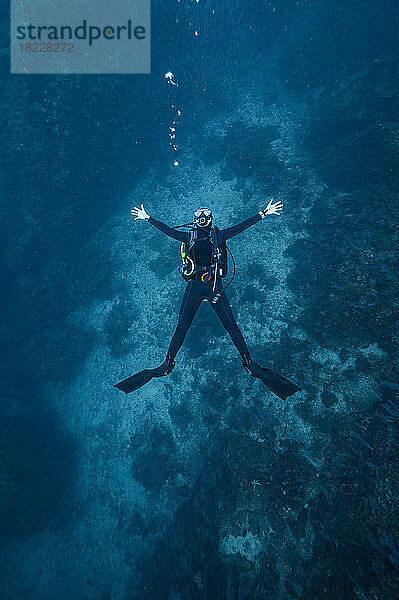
<box><xmin>180</xmin><ymin>227</ymin><xmax>228</xmax><ymax>281</ymax></box>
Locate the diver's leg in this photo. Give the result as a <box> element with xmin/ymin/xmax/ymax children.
<box><xmin>211</xmin><ymin>288</ymin><xmax>301</xmax><ymax>400</ymax></box>
<box><xmin>114</xmin><ymin>281</ymin><xmax>202</xmax><ymax>394</ymax></box>
<box><xmin>210</xmin><ymin>288</ymin><xmax>250</xmax><ymax>357</ymax></box>
<box><xmin>166</xmin><ymin>280</ymin><xmax>203</xmax><ymax>360</ymax></box>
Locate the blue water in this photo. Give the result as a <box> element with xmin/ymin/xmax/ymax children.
<box><xmin>0</xmin><ymin>1</ymin><xmax>398</xmax><ymax>598</ymax></box>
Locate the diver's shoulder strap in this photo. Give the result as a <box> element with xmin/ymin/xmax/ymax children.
<box><xmin>210</xmin><ymin>227</ymin><xmax>221</xmax><ymax>258</ymax></box>
<box><xmin>188</xmin><ymin>230</ymin><xmax>197</xmax><ymax>249</ymax></box>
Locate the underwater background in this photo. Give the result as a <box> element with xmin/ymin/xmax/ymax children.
<box><xmin>1</xmin><ymin>1</ymin><xmax>398</xmax><ymax>598</ymax></box>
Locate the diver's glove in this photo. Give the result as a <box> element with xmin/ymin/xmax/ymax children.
<box><xmin>259</xmin><ymin>198</ymin><xmax>283</xmax><ymax>218</ymax></box>
<box><xmin>131</xmin><ymin>204</ymin><xmax>150</xmax><ymax>221</ymax></box>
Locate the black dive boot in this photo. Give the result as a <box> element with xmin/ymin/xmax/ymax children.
<box><xmin>242</xmin><ymin>352</ymin><xmax>301</xmax><ymax>400</ymax></box>
<box><xmin>114</xmin><ymin>352</ymin><xmax>175</xmax><ymax>394</ymax></box>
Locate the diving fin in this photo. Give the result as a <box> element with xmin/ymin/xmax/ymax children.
<box><xmin>243</xmin><ymin>354</ymin><xmax>301</xmax><ymax>400</ymax></box>
<box><xmin>254</xmin><ymin>366</ymin><xmax>301</xmax><ymax>400</ymax></box>
<box><xmin>114</xmin><ymin>369</ymin><xmax>156</xmax><ymax>394</ymax></box>
<box><xmin>114</xmin><ymin>354</ymin><xmax>175</xmax><ymax>395</ymax></box>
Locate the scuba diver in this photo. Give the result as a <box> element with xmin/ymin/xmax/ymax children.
<box><xmin>114</xmin><ymin>200</ymin><xmax>301</xmax><ymax>400</ymax></box>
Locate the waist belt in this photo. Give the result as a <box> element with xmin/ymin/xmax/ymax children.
<box><xmin>194</xmin><ymin>264</ymin><xmax>216</xmax><ymax>273</ymax></box>
<box><xmin>193</xmin><ymin>264</ymin><xmax>217</xmax><ymax>281</ymax></box>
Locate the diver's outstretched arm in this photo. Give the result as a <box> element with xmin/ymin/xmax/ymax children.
<box><xmin>220</xmin><ymin>198</ymin><xmax>283</xmax><ymax>242</ymax></box>
<box><xmin>130</xmin><ymin>204</ymin><xmax>187</xmax><ymax>242</ymax></box>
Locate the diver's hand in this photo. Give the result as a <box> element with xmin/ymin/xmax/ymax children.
<box><xmin>259</xmin><ymin>198</ymin><xmax>283</xmax><ymax>218</ymax></box>
<box><xmin>131</xmin><ymin>204</ymin><xmax>150</xmax><ymax>221</ymax></box>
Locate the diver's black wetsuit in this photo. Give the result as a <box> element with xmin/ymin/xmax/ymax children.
<box><xmin>114</xmin><ymin>213</ymin><xmax>302</xmax><ymax>400</ymax></box>
<box><xmin>148</xmin><ymin>214</ymin><xmax>261</xmax><ymax>360</ymax></box>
